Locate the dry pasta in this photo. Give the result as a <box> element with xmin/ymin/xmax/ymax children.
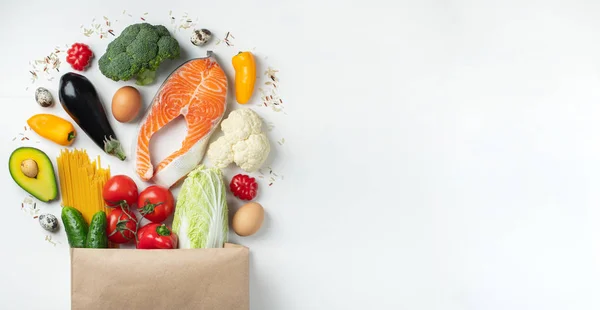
<box><xmin>57</xmin><ymin>149</ymin><xmax>111</xmax><ymax>225</ymax></box>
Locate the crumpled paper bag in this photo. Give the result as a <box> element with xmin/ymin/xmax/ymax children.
<box><xmin>71</xmin><ymin>244</ymin><xmax>249</xmax><ymax>310</ymax></box>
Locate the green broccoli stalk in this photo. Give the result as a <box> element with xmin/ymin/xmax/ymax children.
<box><xmin>98</xmin><ymin>23</ymin><xmax>180</xmax><ymax>86</ymax></box>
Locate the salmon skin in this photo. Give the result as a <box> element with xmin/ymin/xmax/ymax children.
<box><xmin>135</xmin><ymin>52</ymin><xmax>228</xmax><ymax>187</ymax></box>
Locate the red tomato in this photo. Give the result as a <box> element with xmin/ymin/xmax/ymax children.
<box><xmin>136</xmin><ymin>223</ymin><xmax>178</xmax><ymax>249</ymax></box>
<box><xmin>103</xmin><ymin>175</ymin><xmax>139</xmax><ymax>207</ymax></box>
<box><xmin>107</xmin><ymin>207</ymin><xmax>138</xmax><ymax>244</ymax></box>
<box><xmin>137</xmin><ymin>185</ymin><xmax>175</xmax><ymax>223</ymax></box>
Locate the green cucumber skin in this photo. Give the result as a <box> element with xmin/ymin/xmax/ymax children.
<box><xmin>85</xmin><ymin>211</ymin><xmax>108</xmax><ymax>248</ymax></box>
<box><xmin>61</xmin><ymin>207</ymin><xmax>88</xmax><ymax>248</ymax></box>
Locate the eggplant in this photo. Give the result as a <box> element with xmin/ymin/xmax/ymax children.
<box><xmin>59</xmin><ymin>72</ymin><xmax>126</xmax><ymax>160</ymax></box>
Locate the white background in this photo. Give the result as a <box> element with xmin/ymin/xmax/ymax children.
<box><xmin>2</xmin><ymin>0</ymin><xmax>600</xmax><ymax>309</ymax></box>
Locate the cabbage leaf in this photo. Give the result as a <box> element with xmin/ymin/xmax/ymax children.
<box><xmin>173</xmin><ymin>166</ymin><xmax>228</xmax><ymax>248</ymax></box>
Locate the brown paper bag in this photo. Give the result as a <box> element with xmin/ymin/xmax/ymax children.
<box><xmin>71</xmin><ymin>244</ymin><xmax>249</xmax><ymax>310</ymax></box>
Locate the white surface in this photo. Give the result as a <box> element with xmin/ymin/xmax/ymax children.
<box><xmin>2</xmin><ymin>0</ymin><xmax>600</xmax><ymax>309</ymax></box>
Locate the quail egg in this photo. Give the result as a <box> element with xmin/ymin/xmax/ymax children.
<box><xmin>191</xmin><ymin>29</ymin><xmax>212</xmax><ymax>46</ymax></box>
<box><xmin>39</xmin><ymin>214</ymin><xmax>59</xmax><ymax>232</ymax></box>
<box><xmin>35</xmin><ymin>87</ymin><xmax>54</xmax><ymax>107</ymax></box>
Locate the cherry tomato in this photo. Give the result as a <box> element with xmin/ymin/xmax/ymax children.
<box><xmin>137</xmin><ymin>185</ymin><xmax>175</xmax><ymax>223</ymax></box>
<box><xmin>136</xmin><ymin>223</ymin><xmax>178</xmax><ymax>249</ymax></box>
<box><xmin>107</xmin><ymin>207</ymin><xmax>138</xmax><ymax>244</ymax></box>
<box><xmin>103</xmin><ymin>175</ymin><xmax>139</xmax><ymax>207</ymax></box>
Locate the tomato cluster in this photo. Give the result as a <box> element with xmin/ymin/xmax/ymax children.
<box><xmin>102</xmin><ymin>175</ymin><xmax>178</xmax><ymax>249</ymax></box>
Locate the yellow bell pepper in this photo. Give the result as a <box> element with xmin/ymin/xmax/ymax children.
<box><xmin>232</xmin><ymin>51</ymin><xmax>256</xmax><ymax>104</ymax></box>
<box><xmin>27</xmin><ymin>114</ymin><xmax>76</xmax><ymax>146</ymax></box>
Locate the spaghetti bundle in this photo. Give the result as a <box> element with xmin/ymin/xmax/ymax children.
<box><xmin>57</xmin><ymin>149</ymin><xmax>111</xmax><ymax>224</ymax></box>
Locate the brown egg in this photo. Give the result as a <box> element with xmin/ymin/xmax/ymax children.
<box><xmin>232</xmin><ymin>202</ymin><xmax>265</xmax><ymax>237</ymax></box>
<box><xmin>112</xmin><ymin>86</ymin><xmax>142</xmax><ymax>123</ymax></box>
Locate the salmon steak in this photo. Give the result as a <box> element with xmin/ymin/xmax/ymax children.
<box><xmin>135</xmin><ymin>52</ymin><xmax>227</xmax><ymax>187</ymax></box>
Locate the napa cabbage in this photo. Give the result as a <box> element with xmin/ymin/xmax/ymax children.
<box><xmin>172</xmin><ymin>166</ymin><xmax>228</xmax><ymax>248</ymax></box>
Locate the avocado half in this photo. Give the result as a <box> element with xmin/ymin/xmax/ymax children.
<box><xmin>8</xmin><ymin>147</ymin><xmax>58</xmax><ymax>202</ymax></box>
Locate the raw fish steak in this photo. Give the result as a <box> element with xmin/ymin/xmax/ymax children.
<box><xmin>135</xmin><ymin>52</ymin><xmax>227</xmax><ymax>187</ymax></box>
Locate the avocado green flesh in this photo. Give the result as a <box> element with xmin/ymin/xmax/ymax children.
<box><xmin>8</xmin><ymin>147</ymin><xmax>58</xmax><ymax>202</ymax></box>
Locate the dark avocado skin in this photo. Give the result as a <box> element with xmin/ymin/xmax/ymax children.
<box><xmin>8</xmin><ymin>147</ymin><xmax>57</xmax><ymax>202</ymax></box>
<box><xmin>58</xmin><ymin>72</ymin><xmax>119</xmax><ymax>152</ymax></box>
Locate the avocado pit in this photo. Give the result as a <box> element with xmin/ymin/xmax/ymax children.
<box><xmin>21</xmin><ymin>159</ymin><xmax>38</xmax><ymax>178</ymax></box>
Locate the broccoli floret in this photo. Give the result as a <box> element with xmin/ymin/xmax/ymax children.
<box><xmin>99</xmin><ymin>23</ymin><xmax>180</xmax><ymax>85</ymax></box>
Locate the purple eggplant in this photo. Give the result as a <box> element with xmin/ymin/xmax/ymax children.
<box><xmin>59</xmin><ymin>72</ymin><xmax>126</xmax><ymax>160</ymax></box>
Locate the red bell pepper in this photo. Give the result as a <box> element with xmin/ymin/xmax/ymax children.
<box><xmin>66</xmin><ymin>43</ymin><xmax>93</xmax><ymax>71</ymax></box>
<box><xmin>136</xmin><ymin>223</ymin><xmax>178</xmax><ymax>249</ymax></box>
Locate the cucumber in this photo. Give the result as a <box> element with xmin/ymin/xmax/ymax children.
<box><xmin>61</xmin><ymin>206</ymin><xmax>88</xmax><ymax>248</ymax></box>
<box><xmin>85</xmin><ymin>211</ymin><xmax>108</xmax><ymax>248</ymax></box>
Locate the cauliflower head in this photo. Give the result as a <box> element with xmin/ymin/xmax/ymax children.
<box><xmin>207</xmin><ymin>109</ymin><xmax>270</xmax><ymax>172</ymax></box>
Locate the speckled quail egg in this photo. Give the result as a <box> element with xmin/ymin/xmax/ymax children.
<box><xmin>190</xmin><ymin>29</ymin><xmax>212</xmax><ymax>46</ymax></box>
<box><xmin>39</xmin><ymin>214</ymin><xmax>59</xmax><ymax>232</ymax></box>
<box><xmin>35</xmin><ymin>87</ymin><xmax>54</xmax><ymax>107</ymax></box>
